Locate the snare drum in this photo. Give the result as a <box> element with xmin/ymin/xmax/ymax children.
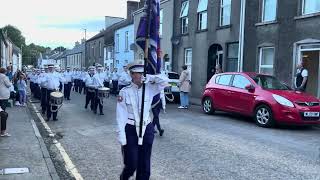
<box><xmin>50</xmin><ymin>92</ymin><xmax>64</xmax><ymax>106</ymax></box>
<box><xmin>98</xmin><ymin>87</ymin><xmax>110</xmax><ymax>98</ymax></box>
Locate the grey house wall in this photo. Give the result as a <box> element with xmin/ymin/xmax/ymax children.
<box><xmin>243</xmin><ymin>0</ymin><xmax>320</xmax><ymax>85</ymax></box>
<box><xmin>172</xmin><ymin>0</ymin><xmax>241</xmax><ymax>98</ymax></box>
<box><xmin>85</xmin><ymin>36</ymin><xmax>104</xmax><ymax>67</ymax></box>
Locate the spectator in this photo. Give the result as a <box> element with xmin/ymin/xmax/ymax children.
<box><xmin>6</xmin><ymin>66</ymin><xmax>13</xmax><ymax>82</ymax></box>
<box><xmin>0</xmin><ymin>67</ymin><xmax>12</xmax><ymax>137</ymax></box>
<box><xmin>17</xmin><ymin>74</ymin><xmax>27</xmax><ymax>106</ymax></box>
<box><xmin>295</xmin><ymin>60</ymin><xmax>308</xmax><ymax>92</ymax></box>
<box><xmin>215</xmin><ymin>64</ymin><xmax>223</xmax><ymax>74</ymax></box>
<box><xmin>178</xmin><ymin>65</ymin><xmax>191</xmax><ymax>109</ymax></box>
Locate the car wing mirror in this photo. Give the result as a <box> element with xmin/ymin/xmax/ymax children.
<box><xmin>245</xmin><ymin>84</ymin><xmax>255</xmax><ymax>92</ymax></box>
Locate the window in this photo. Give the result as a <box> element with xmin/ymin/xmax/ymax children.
<box><xmin>217</xmin><ymin>74</ymin><xmax>232</xmax><ymax>86</ymax></box>
<box><xmin>259</xmin><ymin>47</ymin><xmax>274</xmax><ymax>75</ymax></box>
<box><xmin>302</xmin><ymin>0</ymin><xmax>320</xmax><ymax>15</ymax></box>
<box><xmin>160</xmin><ymin>9</ymin><xmax>163</xmax><ymax>36</ymax></box>
<box><xmin>124</xmin><ymin>60</ymin><xmax>128</xmax><ymax>64</ymax></box>
<box><xmin>115</xmin><ymin>34</ymin><xmax>120</xmax><ymax>52</ymax></box>
<box><xmin>232</xmin><ymin>75</ymin><xmax>251</xmax><ymax>89</ymax></box>
<box><xmin>184</xmin><ymin>48</ymin><xmax>192</xmax><ymax>66</ymax></box>
<box><xmin>220</xmin><ymin>0</ymin><xmax>231</xmax><ymax>26</ymax></box>
<box><xmin>197</xmin><ymin>0</ymin><xmax>208</xmax><ymax>30</ymax></box>
<box><xmin>262</xmin><ymin>0</ymin><xmax>277</xmax><ymax>22</ymax></box>
<box><xmin>180</xmin><ymin>1</ymin><xmax>189</xmax><ymax>34</ymax></box>
<box><xmin>125</xmin><ymin>31</ymin><xmax>129</xmax><ymax>51</ymax></box>
<box><xmin>116</xmin><ymin>60</ymin><xmax>119</xmax><ymax>64</ymax></box>
<box><xmin>227</xmin><ymin>43</ymin><xmax>239</xmax><ymax>72</ymax></box>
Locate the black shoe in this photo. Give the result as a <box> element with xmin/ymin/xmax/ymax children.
<box><xmin>85</xmin><ymin>105</ymin><xmax>87</xmax><ymax>109</ymax></box>
<box><xmin>53</xmin><ymin>119</ymin><xmax>58</xmax><ymax>121</ymax></box>
<box><xmin>94</xmin><ymin>110</ymin><xmax>97</xmax><ymax>114</ymax></box>
<box><xmin>159</xmin><ymin>129</ymin><xmax>164</xmax><ymax>136</ymax></box>
<box><xmin>67</xmin><ymin>98</ymin><xmax>70</xmax><ymax>100</ymax></box>
<box><xmin>46</xmin><ymin>118</ymin><xmax>50</xmax><ymax>122</ymax></box>
<box><xmin>99</xmin><ymin>112</ymin><xmax>104</xmax><ymax>115</ymax></box>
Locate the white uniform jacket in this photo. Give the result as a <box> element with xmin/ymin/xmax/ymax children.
<box><xmin>38</xmin><ymin>73</ymin><xmax>48</xmax><ymax>88</ymax></box>
<box><xmin>63</xmin><ymin>71</ymin><xmax>73</xmax><ymax>83</ymax></box>
<box><xmin>116</xmin><ymin>74</ymin><xmax>169</xmax><ymax>145</ymax></box>
<box><xmin>42</xmin><ymin>72</ymin><xmax>64</xmax><ymax>90</ymax></box>
<box><xmin>92</xmin><ymin>72</ymin><xmax>105</xmax><ymax>89</ymax></box>
<box><xmin>118</xmin><ymin>71</ymin><xmax>132</xmax><ymax>86</ymax></box>
<box><xmin>84</xmin><ymin>73</ymin><xmax>95</xmax><ymax>87</ymax></box>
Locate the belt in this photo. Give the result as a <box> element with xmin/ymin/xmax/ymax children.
<box><xmin>126</xmin><ymin>118</ymin><xmax>152</xmax><ymax>126</ymax></box>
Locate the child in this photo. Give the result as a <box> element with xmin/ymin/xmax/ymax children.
<box><xmin>17</xmin><ymin>74</ymin><xmax>27</xmax><ymax>106</ymax></box>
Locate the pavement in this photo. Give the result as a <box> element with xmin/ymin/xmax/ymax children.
<box><xmin>0</xmin><ymin>103</ymin><xmax>58</xmax><ymax>180</ymax></box>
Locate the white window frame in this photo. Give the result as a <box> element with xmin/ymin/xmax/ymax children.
<box><xmin>181</xmin><ymin>17</ymin><xmax>188</xmax><ymax>34</ymax></box>
<box><xmin>198</xmin><ymin>11</ymin><xmax>207</xmax><ymax>30</ymax></box>
<box><xmin>184</xmin><ymin>48</ymin><xmax>192</xmax><ymax>80</ymax></box>
<box><xmin>302</xmin><ymin>0</ymin><xmax>320</xmax><ymax>15</ymax></box>
<box><xmin>262</xmin><ymin>0</ymin><xmax>277</xmax><ymax>22</ymax></box>
<box><xmin>180</xmin><ymin>1</ymin><xmax>189</xmax><ymax>34</ymax></box>
<box><xmin>259</xmin><ymin>47</ymin><xmax>275</xmax><ymax>75</ymax></box>
<box><xmin>125</xmin><ymin>31</ymin><xmax>129</xmax><ymax>51</ymax></box>
<box><xmin>219</xmin><ymin>0</ymin><xmax>231</xmax><ymax>26</ymax></box>
<box><xmin>160</xmin><ymin>9</ymin><xmax>163</xmax><ymax>37</ymax></box>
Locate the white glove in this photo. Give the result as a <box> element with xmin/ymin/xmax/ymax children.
<box><xmin>0</xmin><ymin>107</ymin><xmax>3</xmax><ymax>112</ymax></box>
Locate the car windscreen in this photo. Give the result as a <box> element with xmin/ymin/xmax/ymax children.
<box><xmin>252</xmin><ymin>75</ymin><xmax>290</xmax><ymax>90</ymax></box>
<box><xmin>168</xmin><ymin>73</ymin><xmax>179</xmax><ymax>79</ymax></box>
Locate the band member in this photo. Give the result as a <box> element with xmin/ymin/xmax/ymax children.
<box><xmin>28</xmin><ymin>69</ymin><xmax>36</xmax><ymax>96</ymax></box>
<box><xmin>103</xmin><ymin>66</ymin><xmax>111</xmax><ymax>88</ymax></box>
<box><xmin>79</xmin><ymin>67</ymin><xmax>87</xmax><ymax>94</ymax></box>
<box><xmin>118</xmin><ymin>65</ymin><xmax>131</xmax><ymax>90</ymax></box>
<box><xmin>84</xmin><ymin>66</ymin><xmax>96</xmax><ymax>110</ymax></box>
<box><xmin>34</xmin><ymin>69</ymin><xmax>41</xmax><ymax>100</ymax></box>
<box><xmin>63</xmin><ymin>67</ymin><xmax>73</xmax><ymax>100</ymax></box>
<box><xmin>38</xmin><ymin>66</ymin><xmax>48</xmax><ymax>114</ymax></box>
<box><xmin>42</xmin><ymin>64</ymin><xmax>64</xmax><ymax>121</ymax></box>
<box><xmin>116</xmin><ymin>59</ymin><xmax>168</xmax><ymax>180</ymax></box>
<box><xmin>111</xmin><ymin>68</ymin><xmax>119</xmax><ymax>95</ymax></box>
<box><xmin>92</xmin><ymin>64</ymin><xmax>105</xmax><ymax>115</ymax></box>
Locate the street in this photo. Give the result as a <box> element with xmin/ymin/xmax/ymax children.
<box><xmin>31</xmin><ymin>91</ymin><xmax>320</xmax><ymax>180</ymax></box>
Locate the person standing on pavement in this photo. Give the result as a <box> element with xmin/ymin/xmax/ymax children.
<box><xmin>111</xmin><ymin>68</ymin><xmax>119</xmax><ymax>95</ymax></box>
<box><xmin>63</xmin><ymin>67</ymin><xmax>73</xmax><ymax>100</ymax></box>
<box><xmin>0</xmin><ymin>67</ymin><xmax>12</xmax><ymax>137</ymax></box>
<box><xmin>42</xmin><ymin>64</ymin><xmax>64</xmax><ymax>121</ymax></box>
<box><xmin>295</xmin><ymin>60</ymin><xmax>308</xmax><ymax>92</ymax></box>
<box><xmin>92</xmin><ymin>64</ymin><xmax>105</xmax><ymax>115</ymax></box>
<box><xmin>84</xmin><ymin>66</ymin><xmax>96</xmax><ymax>110</ymax></box>
<box><xmin>17</xmin><ymin>74</ymin><xmax>27</xmax><ymax>106</ymax></box>
<box><xmin>118</xmin><ymin>65</ymin><xmax>132</xmax><ymax>91</ymax></box>
<box><xmin>39</xmin><ymin>67</ymin><xmax>48</xmax><ymax>114</ymax></box>
<box><xmin>116</xmin><ymin>59</ymin><xmax>168</xmax><ymax>179</ymax></box>
<box><xmin>178</xmin><ymin>65</ymin><xmax>191</xmax><ymax>109</ymax></box>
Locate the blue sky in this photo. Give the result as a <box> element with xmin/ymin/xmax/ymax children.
<box><xmin>0</xmin><ymin>0</ymin><xmax>139</xmax><ymax>49</ymax></box>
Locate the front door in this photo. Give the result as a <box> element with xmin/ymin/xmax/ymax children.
<box><xmin>299</xmin><ymin>47</ymin><xmax>320</xmax><ymax>97</ymax></box>
<box><xmin>207</xmin><ymin>44</ymin><xmax>223</xmax><ymax>82</ymax></box>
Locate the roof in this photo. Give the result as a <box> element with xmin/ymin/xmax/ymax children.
<box><xmin>66</xmin><ymin>43</ymin><xmax>85</xmax><ymax>55</ymax></box>
<box><xmin>104</xmin><ymin>19</ymin><xmax>133</xmax><ymax>45</ymax></box>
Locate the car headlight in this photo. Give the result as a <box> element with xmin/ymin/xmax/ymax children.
<box><xmin>272</xmin><ymin>94</ymin><xmax>294</xmax><ymax>107</ymax></box>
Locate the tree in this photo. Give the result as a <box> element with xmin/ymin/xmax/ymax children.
<box><xmin>1</xmin><ymin>25</ymin><xmax>26</xmax><ymax>48</ymax></box>
<box><xmin>54</xmin><ymin>46</ymin><xmax>66</xmax><ymax>52</ymax></box>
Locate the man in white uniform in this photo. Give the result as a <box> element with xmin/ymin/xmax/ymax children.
<box><xmin>116</xmin><ymin>59</ymin><xmax>168</xmax><ymax>179</ymax></box>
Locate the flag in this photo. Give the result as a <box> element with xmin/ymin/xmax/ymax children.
<box><xmin>136</xmin><ymin>0</ymin><xmax>161</xmax><ymax>106</ymax></box>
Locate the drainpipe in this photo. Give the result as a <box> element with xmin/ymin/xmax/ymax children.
<box><xmin>238</xmin><ymin>0</ymin><xmax>246</xmax><ymax>72</ymax></box>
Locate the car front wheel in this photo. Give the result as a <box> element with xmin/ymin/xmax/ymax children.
<box><xmin>202</xmin><ymin>97</ymin><xmax>215</xmax><ymax>114</ymax></box>
<box><xmin>254</xmin><ymin>105</ymin><xmax>275</xmax><ymax>128</ymax></box>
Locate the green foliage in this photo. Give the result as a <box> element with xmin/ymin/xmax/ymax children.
<box><xmin>1</xmin><ymin>25</ymin><xmax>26</xmax><ymax>48</ymax></box>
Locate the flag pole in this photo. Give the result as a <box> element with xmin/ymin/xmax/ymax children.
<box><xmin>139</xmin><ymin>0</ymin><xmax>152</xmax><ymax>140</ymax></box>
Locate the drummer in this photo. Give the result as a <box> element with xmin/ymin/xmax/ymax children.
<box><xmin>42</xmin><ymin>64</ymin><xmax>65</xmax><ymax>121</ymax></box>
<box><xmin>92</xmin><ymin>64</ymin><xmax>106</xmax><ymax>115</ymax></box>
<box><xmin>84</xmin><ymin>66</ymin><xmax>96</xmax><ymax>110</ymax></box>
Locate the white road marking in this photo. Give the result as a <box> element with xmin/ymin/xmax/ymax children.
<box><xmin>31</xmin><ymin>103</ymin><xmax>84</xmax><ymax>180</ymax></box>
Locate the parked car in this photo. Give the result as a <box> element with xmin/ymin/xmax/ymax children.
<box><xmin>164</xmin><ymin>71</ymin><xmax>180</xmax><ymax>103</ymax></box>
<box><xmin>202</xmin><ymin>72</ymin><xmax>320</xmax><ymax>127</ymax></box>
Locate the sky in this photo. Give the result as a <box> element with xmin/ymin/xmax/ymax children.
<box><xmin>0</xmin><ymin>0</ymin><xmax>139</xmax><ymax>49</ymax></box>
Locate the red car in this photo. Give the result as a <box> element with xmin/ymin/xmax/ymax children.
<box><xmin>202</xmin><ymin>72</ymin><xmax>320</xmax><ymax>127</ymax></box>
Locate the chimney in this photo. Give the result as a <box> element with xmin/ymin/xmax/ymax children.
<box><xmin>127</xmin><ymin>1</ymin><xmax>140</xmax><ymax>20</ymax></box>
<box><xmin>75</xmin><ymin>41</ymin><xmax>80</xmax><ymax>47</ymax></box>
